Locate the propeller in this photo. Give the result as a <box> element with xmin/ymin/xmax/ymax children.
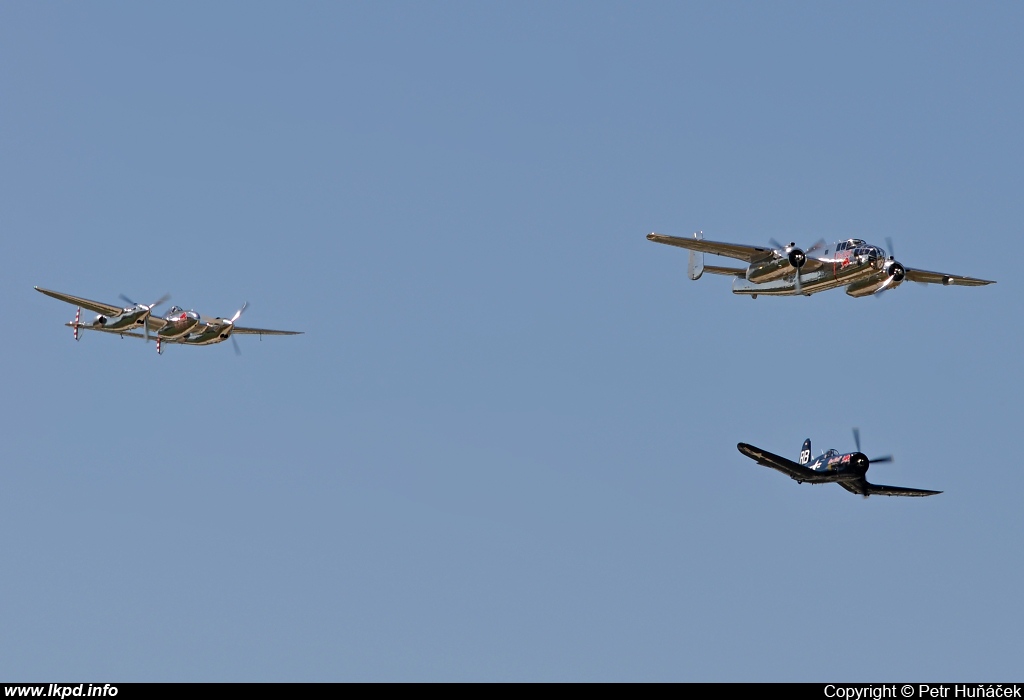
<box><xmin>872</xmin><ymin>238</ymin><xmax>905</xmax><ymax>298</ymax></box>
<box><xmin>119</xmin><ymin>293</ymin><xmax>170</xmax><ymax>342</ymax></box>
<box><xmin>853</xmin><ymin>426</ymin><xmax>893</xmax><ymax>497</ymax></box>
<box><xmin>853</xmin><ymin>427</ymin><xmax>894</xmax><ymax>464</ymax></box>
<box><xmin>805</xmin><ymin>238</ymin><xmax>827</xmax><ymax>256</ymax></box>
<box><xmin>202</xmin><ymin>302</ymin><xmax>248</xmax><ymax>354</ymax></box>
<box><xmin>769</xmin><ymin>239</ymin><xmax>820</xmax><ymax>296</ymax></box>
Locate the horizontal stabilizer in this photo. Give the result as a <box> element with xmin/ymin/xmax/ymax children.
<box><xmin>703</xmin><ymin>265</ymin><xmax>746</xmax><ymax>277</ymax></box>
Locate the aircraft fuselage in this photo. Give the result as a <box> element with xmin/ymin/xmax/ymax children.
<box><xmin>733</xmin><ymin>240</ymin><xmax>891</xmax><ymax>297</ymax></box>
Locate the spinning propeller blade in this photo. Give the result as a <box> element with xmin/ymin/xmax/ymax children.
<box><xmin>853</xmin><ymin>428</ymin><xmax>895</xmax><ymax>465</ymax></box>
<box><xmin>120</xmin><ymin>293</ymin><xmax>169</xmax><ymax>342</ymax></box>
<box><xmin>805</xmin><ymin>238</ymin><xmax>827</xmax><ymax>256</ymax></box>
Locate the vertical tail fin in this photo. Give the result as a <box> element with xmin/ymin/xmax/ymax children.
<box><xmin>799</xmin><ymin>439</ymin><xmax>812</xmax><ymax>465</ymax></box>
<box><xmin>688</xmin><ymin>231</ymin><xmax>704</xmax><ymax>280</ymax></box>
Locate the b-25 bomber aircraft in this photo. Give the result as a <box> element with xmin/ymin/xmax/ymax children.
<box><xmin>35</xmin><ymin>287</ymin><xmax>302</xmax><ymax>355</ymax></box>
<box><xmin>737</xmin><ymin>429</ymin><xmax>941</xmax><ymax>497</ymax></box>
<box><xmin>647</xmin><ymin>232</ymin><xmax>995</xmax><ymax>297</ymax></box>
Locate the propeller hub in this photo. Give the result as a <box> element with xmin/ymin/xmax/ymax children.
<box><xmin>851</xmin><ymin>453</ymin><xmax>870</xmax><ymax>474</ymax></box>
<box><xmin>886</xmin><ymin>261</ymin><xmax>906</xmax><ymax>282</ymax></box>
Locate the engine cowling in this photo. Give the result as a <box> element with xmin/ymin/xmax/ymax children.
<box><xmin>94</xmin><ymin>315</ymin><xmax>107</xmax><ymax>326</ymax></box>
<box><xmin>886</xmin><ymin>261</ymin><xmax>906</xmax><ymax>282</ymax></box>
<box><xmin>747</xmin><ymin>246</ymin><xmax>807</xmax><ymax>283</ymax></box>
<box><xmin>851</xmin><ymin>452</ymin><xmax>870</xmax><ymax>474</ymax></box>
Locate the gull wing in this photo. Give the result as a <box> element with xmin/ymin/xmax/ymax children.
<box><xmin>737</xmin><ymin>443</ymin><xmax>830</xmax><ymax>483</ymax></box>
<box><xmin>904</xmin><ymin>268</ymin><xmax>995</xmax><ymax>287</ymax></box>
<box><xmin>647</xmin><ymin>233</ymin><xmax>773</xmax><ymax>263</ymax></box>
<box><xmin>36</xmin><ymin>287</ymin><xmax>123</xmax><ymax>317</ymax></box>
<box><xmin>232</xmin><ymin>327</ymin><xmax>303</xmax><ymax>336</ymax></box>
<box><xmin>838</xmin><ymin>478</ymin><xmax>942</xmax><ymax>498</ymax></box>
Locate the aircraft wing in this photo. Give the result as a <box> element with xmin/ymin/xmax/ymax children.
<box><xmin>904</xmin><ymin>268</ymin><xmax>995</xmax><ymax>287</ymax></box>
<box><xmin>737</xmin><ymin>443</ymin><xmax>829</xmax><ymax>483</ymax></box>
<box><xmin>36</xmin><ymin>287</ymin><xmax>123</xmax><ymax>317</ymax></box>
<box><xmin>837</xmin><ymin>478</ymin><xmax>942</xmax><ymax>497</ymax></box>
<box><xmin>232</xmin><ymin>327</ymin><xmax>303</xmax><ymax>336</ymax></box>
<box><xmin>647</xmin><ymin>233</ymin><xmax>773</xmax><ymax>263</ymax></box>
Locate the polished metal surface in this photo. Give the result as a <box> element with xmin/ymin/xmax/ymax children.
<box><xmin>37</xmin><ymin>287</ymin><xmax>302</xmax><ymax>355</ymax></box>
<box><xmin>647</xmin><ymin>233</ymin><xmax>995</xmax><ymax>298</ymax></box>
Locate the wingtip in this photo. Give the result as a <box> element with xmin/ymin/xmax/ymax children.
<box><xmin>646</xmin><ymin>232</ymin><xmax>657</xmax><ymax>240</ymax></box>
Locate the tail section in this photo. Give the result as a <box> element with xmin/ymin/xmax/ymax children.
<box><xmin>688</xmin><ymin>231</ymin><xmax>704</xmax><ymax>280</ymax></box>
<box><xmin>799</xmin><ymin>439</ymin><xmax>811</xmax><ymax>465</ymax></box>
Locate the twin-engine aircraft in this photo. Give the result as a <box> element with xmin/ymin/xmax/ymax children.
<box><xmin>737</xmin><ymin>429</ymin><xmax>941</xmax><ymax>498</ymax></box>
<box><xmin>35</xmin><ymin>287</ymin><xmax>302</xmax><ymax>355</ymax></box>
<box><xmin>647</xmin><ymin>232</ymin><xmax>995</xmax><ymax>297</ymax></box>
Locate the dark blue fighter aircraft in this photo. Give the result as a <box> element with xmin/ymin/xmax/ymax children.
<box><xmin>737</xmin><ymin>429</ymin><xmax>941</xmax><ymax>497</ymax></box>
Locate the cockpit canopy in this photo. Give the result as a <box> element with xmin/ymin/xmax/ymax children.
<box><xmin>837</xmin><ymin>238</ymin><xmax>885</xmax><ymax>259</ymax></box>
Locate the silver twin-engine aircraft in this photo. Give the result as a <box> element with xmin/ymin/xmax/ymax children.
<box><xmin>35</xmin><ymin>287</ymin><xmax>302</xmax><ymax>355</ymax></box>
<box><xmin>647</xmin><ymin>232</ymin><xmax>995</xmax><ymax>297</ymax></box>
<box><xmin>738</xmin><ymin>429</ymin><xmax>941</xmax><ymax>498</ymax></box>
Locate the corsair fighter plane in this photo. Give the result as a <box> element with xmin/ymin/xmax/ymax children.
<box><xmin>647</xmin><ymin>232</ymin><xmax>995</xmax><ymax>297</ymax></box>
<box><xmin>35</xmin><ymin>287</ymin><xmax>302</xmax><ymax>354</ymax></box>
<box><xmin>737</xmin><ymin>430</ymin><xmax>941</xmax><ymax>497</ymax></box>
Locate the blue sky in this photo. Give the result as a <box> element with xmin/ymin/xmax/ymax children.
<box><xmin>1</xmin><ymin>2</ymin><xmax>1021</xmax><ymax>681</ymax></box>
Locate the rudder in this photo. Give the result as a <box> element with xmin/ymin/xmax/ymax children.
<box><xmin>799</xmin><ymin>439</ymin><xmax>811</xmax><ymax>465</ymax></box>
<box><xmin>688</xmin><ymin>231</ymin><xmax>704</xmax><ymax>280</ymax></box>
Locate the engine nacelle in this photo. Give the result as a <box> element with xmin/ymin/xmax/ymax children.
<box><xmin>845</xmin><ymin>259</ymin><xmax>907</xmax><ymax>297</ymax></box>
<box><xmin>93</xmin><ymin>314</ymin><xmax>107</xmax><ymax>326</ymax></box>
<box><xmin>747</xmin><ymin>247</ymin><xmax>806</xmax><ymax>283</ymax></box>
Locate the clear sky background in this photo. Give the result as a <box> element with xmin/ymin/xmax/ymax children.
<box><xmin>1</xmin><ymin>2</ymin><xmax>1021</xmax><ymax>682</ymax></box>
